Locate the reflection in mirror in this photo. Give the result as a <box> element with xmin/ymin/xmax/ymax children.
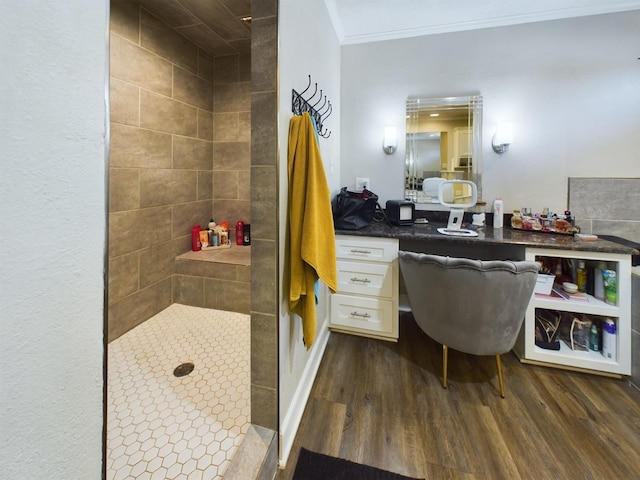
<box><xmin>405</xmin><ymin>96</ymin><xmax>483</xmax><ymax>208</ymax></box>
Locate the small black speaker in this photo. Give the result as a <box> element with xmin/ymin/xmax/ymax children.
<box><xmin>385</xmin><ymin>200</ymin><xmax>415</xmax><ymax>226</ymax></box>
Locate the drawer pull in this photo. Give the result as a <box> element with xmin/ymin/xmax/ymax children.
<box><xmin>349</xmin><ymin>249</ymin><xmax>372</xmax><ymax>255</ymax></box>
<box><xmin>350</xmin><ymin>311</ymin><xmax>371</xmax><ymax>319</ymax></box>
<box><xmin>350</xmin><ymin>277</ymin><xmax>371</xmax><ymax>284</ymax></box>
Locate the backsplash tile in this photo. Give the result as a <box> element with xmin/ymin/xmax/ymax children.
<box><xmin>569</xmin><ymin>178</ymin><xmax>640</xmax><ymax>226</ymax></box>
<box><xmin>591</xmin><ymin>220</ymin><xmax>640</xmax><ymax>244</ymax></box>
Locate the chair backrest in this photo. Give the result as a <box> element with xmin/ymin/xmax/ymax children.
<box><xmin>398</xmin><ymin>252</ymin><xmax>539</xmax><ymax>356</ymax></box>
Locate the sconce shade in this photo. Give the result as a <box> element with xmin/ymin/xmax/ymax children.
<box><xmin>492</xmin><ymin>122</ymin><xmax>513</xmax><ymax>154</ymax></box>
<box><xmin>383</xmin><ymin>126</ymin><xmax>397</xmax><ymax>154</ymax></box>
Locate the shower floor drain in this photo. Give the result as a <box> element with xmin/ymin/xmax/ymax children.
<box><xmin>173</xmin><ymin>362</ymin><xmax>195</xmax><ymax>377</ymax></box>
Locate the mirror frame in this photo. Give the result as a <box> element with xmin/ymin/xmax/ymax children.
<box><xmin>405</xmin><ymin>95</ymin><xmax>483</xmax><ymax>209</ymax></box>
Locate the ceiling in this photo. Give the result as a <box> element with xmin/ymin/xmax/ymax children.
<box><xmin>324</xmin><ymin>0</ymin><xmax>640</xmax><ymax>45</ymax></box>
<box><xmin>135</xmin><ymin>0</ymin><xmax>639</xmax><ymax>55</ymax></box>
<box><xmin>135</xmin><ymin>0</ymin><xmax>251</xmax><ymax>56</ymax></box>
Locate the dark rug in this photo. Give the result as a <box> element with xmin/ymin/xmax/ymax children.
<box><xmin>292</xmin><ymin>448</ymin><xmax>424</xmax><ymax>480</ymax></box>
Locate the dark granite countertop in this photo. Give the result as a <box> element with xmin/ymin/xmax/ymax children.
<box><xmin>336</xmin><ymin>221</ymin><xmax>640</xmax><ymax>256</ymax></box>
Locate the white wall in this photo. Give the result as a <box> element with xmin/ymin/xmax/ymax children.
<box><xmin>0</xmin><ymin>2</ymin><xmax>107</xmax><ymax>478</ymax></box>
<box><xmin>340</xmin><ymin>11</ymin><xmax>640</xmax><ymax>215</ymax></box>
<box><xmin>278</xmin><ymin>0</ymin><xmax>341</xmax><ymax>467</ymax></box>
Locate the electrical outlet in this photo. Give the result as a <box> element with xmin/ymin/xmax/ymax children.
<box><xmin>355</xmin><ymin>177</ymin><xmax>370</xmax><ymax>191</ymax></box>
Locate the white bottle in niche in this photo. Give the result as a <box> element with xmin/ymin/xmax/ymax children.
<box><xmin>493</xmin><ymin>197</ymin><xmax>504</xmax><ymax>228</ymax></box>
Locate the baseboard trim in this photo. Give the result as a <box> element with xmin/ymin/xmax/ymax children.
<box><xmin>278</xmin><ymin>325</ymin><xmax>330</xmax><ymax>469</ymax></box>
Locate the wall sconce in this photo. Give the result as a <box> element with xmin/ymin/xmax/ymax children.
<box><xmin>383</xmin><ymin>126</ymin><xmax>397</xmax><ymax>154</ymax></box>
<box><xmin>492</xmin><ymin>122</ymin><xmax>513</xmax><ymax>154</ymax></box>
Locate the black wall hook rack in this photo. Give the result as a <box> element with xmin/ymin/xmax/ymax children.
<box><xmin>292</xmin><ymin>75</ymin><xmax>332</xmax><ymax>138</ymax></box>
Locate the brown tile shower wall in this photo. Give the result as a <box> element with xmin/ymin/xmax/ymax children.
<box><xmin>250</xmin><ymin>0</ymin><xmax>279</xmax><ymax>432</ymax></box>
<box><xmin>108</xmin><ymin>1</ymin><xmax>251</xmax><ymax>341</ymax></box>
<box><xmin>213</xmin><ymin>53</ymin><xmax>252</xmax><ymax>232</ymax></box>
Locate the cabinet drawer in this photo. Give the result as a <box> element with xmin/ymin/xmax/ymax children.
<box><xmin>335</xmin><ymin>235</ymin><xmax>398</xmax><ymax>263</ymax></box>
<box><xmin>330</xmin><ymin>294</ymin><xmax>393</xmax><ymax>335</ymax></box>
<box><xmin>336</xmin><ymin>260</ymin><xmax>393</xmax><ymax>297</ymax></box>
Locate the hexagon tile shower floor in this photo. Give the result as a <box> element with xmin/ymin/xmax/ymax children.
<box><xmin>107</xmin><ymin>304</ymin><xmax>250</xmax><ymax>480</ymax></box>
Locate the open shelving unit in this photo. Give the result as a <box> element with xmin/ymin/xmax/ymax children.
<box><xmin>514</xmin><ymin>248</ymin><xmax>631</xmax><ymax>376</ymax></box>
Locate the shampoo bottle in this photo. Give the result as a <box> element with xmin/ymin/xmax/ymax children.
<box><xmin>191</xmin><ymin>224</ymin><xmax>202</xmax><ymax>251</ymax></box>
<box><xmin>493</xmin><ymin>198</ymin><xmax>504</xmax><ymax>229</ymax></box>
<box><xmin>235</xmin><ymin>221</ymin><xmax>244</xmax><ymax>246</ymax></box>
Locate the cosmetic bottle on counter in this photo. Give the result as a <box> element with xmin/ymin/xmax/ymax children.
<box><xmin>493</xmin><ymin>198</ymin><xmax>504</xmax><ymax>228</ymax></box>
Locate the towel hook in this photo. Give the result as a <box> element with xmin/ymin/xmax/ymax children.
<box><xmin>292</xmin><ymin>74</ymin><xmax>333</xmax><ymax>140</ymax></box>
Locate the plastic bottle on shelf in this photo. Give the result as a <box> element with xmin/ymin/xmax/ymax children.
<box><xmin>235</xmin><ymin>221</ymin><xmax>244</xmax><ymax>246</ymax></box>
<box><xmin>603</xmin><ymin>267</ymin><xmax>617</xmax><ymax>305</ymax></box>
<box><xmin>243</xmin><ymin>224</ymin><xmax>251</xmax><ymax>245</ymax></box>
<box><xmin>493</xmin><ymin>198</ymin><xmax>504</xmax><ymax>229</ymax></box>
<box><xmin>594</xmin><ymin>261</ymin><xmax>606</xmax><ymax>300</ymax></box>
<box><xmin>589</xmin><ymin>323</ymin><xmax>599</xmax><ymax>352</ymax></box>
<box><xmin>602</xmin><ymin>318</ymin><xmax>617</xmax><ymax>361</ymax></box>
<box><xmin>191</xmin><ymin>224</ymin><xmax>202</xmax><ymax>251</ymax></box>
<box><xmin>576</xmin><ymin>260</ymin><xmax>588</xmax><ymax>293</ymax></box>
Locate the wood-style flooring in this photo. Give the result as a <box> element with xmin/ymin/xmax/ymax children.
<box><xmin>275</xmin><ymin>312</ymin><xmax>640</xmax><ymax>480</ymax></box>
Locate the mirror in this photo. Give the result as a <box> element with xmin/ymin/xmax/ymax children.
<box><xmin>405</xmin><ymin>95</ymin><xmax>483</xmax><ymax>208</ymax></box>
<box><xmin>437</xmin><ymin>180</ymin><xmax>479</xmax><ymax>237</ymax></box>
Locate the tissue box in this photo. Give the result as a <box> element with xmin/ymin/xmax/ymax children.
<box><xmin>535</xmin><ymin>274</ymin><xmax>555</xmax><ymax>295</ymax></box>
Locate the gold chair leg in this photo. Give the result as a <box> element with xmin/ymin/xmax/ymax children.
<box><xmin>442</xmin><ymin>345</ymin><xmax>448</xmax><ymax>389</ymax></box>
<box><xmin>496</xmin><ymin>355</ymin><xmax>505</xmax><ymax>398</ymax></box>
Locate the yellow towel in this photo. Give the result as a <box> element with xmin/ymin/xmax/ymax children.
<box><xmin>288</xmin><ymin>112</ymin><xmax>337</xmax><ymax>349</ymax></box>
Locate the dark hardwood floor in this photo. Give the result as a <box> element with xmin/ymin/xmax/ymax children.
<box><xmin>275</xmin><ymin>312</ymin><xmax>640</xmax><ymax>480</ymax></box>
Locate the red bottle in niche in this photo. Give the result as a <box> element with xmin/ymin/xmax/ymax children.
<box><xmin>191</xmin><ymin>224</ymin><xmax>202</xmax><ymax>251</ymax></box>
<box><xmin>235</xmin><ymin>221</ymin><xmax>244</xmax><ymax>246</ymax></box>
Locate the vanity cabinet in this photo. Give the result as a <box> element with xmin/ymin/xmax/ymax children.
<box><xmin>330</xmin><ymin>235</ymin><xmax>399</xmax><ymax>341</ymax></box>
<box><xmin>514</xmin><ymin>248</ymin><xmax>631</xmax><ymax>376</ymax></box>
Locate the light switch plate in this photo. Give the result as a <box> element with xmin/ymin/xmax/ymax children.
<box><xmin>355</xmin><ymin>177</ymin><xmax>370</xmax><ymax>191</ymax></box>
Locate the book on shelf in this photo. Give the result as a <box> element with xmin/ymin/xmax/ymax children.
<box><xmin>535</xmin><ymin>286</ymin><xmax>589</xmax><ymax>302</ymax></box>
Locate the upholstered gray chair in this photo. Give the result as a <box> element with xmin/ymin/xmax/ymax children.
<box><xmin>398</xmin><ymin>252</ymin><xmax>539</xmax><ymax>397</ymax></box>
